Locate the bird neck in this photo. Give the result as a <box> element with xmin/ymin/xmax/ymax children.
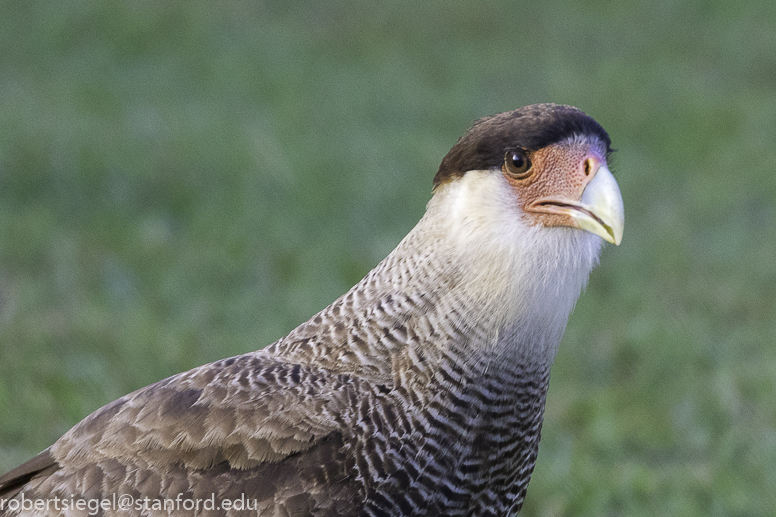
<box><xmin>387</xmin><ymin>171</ymin><xmax>602</xmax><ymax>369</ymax></box>
<box><xmin>269</xmin><ymin>171</ymin><xmax>601</xmax><ymax>388</ymax></box>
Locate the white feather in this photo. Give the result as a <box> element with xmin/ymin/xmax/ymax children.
<box><xmin>389</xmin><ymin>170</ymin><xmax>602</xmax><ymax>366</ymax></box>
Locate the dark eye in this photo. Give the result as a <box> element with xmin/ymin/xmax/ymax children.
<box><xmin>504</xmin><ymin>150</ymin><xmax>532</xmax><ymax>178</ymax></box>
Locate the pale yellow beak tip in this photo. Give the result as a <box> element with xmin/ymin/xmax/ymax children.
<box><xmin>576</xmin><ymin>165</ymin><xmax>625</xmax><ymax>245</ymax></box>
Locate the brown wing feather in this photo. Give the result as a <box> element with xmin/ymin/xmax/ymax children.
<box><xmin>0</xmin><ymin>449</ymin><xmax>58</xmax><ymax>499</ymax></box>
<box><xmin>0</xmin><ymin>351</ymin><xmax>369</xmax><ymax>516</ymax></box>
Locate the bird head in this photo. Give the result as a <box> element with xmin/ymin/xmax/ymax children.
<box><xmin>433</xmin><ymin>104</ymin><xmax>624</xmax><ymax>245</ymax></box>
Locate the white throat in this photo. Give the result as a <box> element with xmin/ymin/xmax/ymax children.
<box><xmin>388</xmin><ymin>170</ymin><xmax>603</xmax><ymax>366</ymax></box>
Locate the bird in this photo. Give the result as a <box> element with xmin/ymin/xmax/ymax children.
<box><xmin>0</xmin><ymin>103</ymin><xmax>624</xmax><ymax>517</ymax></box>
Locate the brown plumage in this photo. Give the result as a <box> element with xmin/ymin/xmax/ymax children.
<box><xmin>0</xmin><ymin>103</ymin><xmax>624</xmax><ymax>516</ymax></box>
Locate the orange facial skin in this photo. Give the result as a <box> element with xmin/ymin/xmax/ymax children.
<box><xmin>504</xmin><ymin>141</ymin><xmax>608</xmax><ymax>231</ymax></box>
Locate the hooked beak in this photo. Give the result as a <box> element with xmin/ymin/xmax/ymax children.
<box><xmin>532</xmin><ymin>165</ymin><xmax>625</xmax><ymax>245</ymax></box>
<box><xmin>571</xmin><ymin>165</ymin><xmax>624</xmax><ymax>245</ymax></box>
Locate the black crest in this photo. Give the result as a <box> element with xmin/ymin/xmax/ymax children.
<box><xmin>433</xmin><ymin>104</ymin><xmax>611</xmax><ymax>188</ymax></box>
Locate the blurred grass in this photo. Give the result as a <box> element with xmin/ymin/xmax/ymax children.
<box><xmin>1</xmin><ymin>0</ymin><xmax>775</xmax><ymax>515</ymax></box>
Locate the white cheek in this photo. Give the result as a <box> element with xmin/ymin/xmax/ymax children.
<box><xmin>426</xmin><ymin>171</ymin><xmax>602</xmax><ymax>361</ymax></box>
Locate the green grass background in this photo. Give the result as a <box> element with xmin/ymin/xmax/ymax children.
<box><xmin>1</xmin><ymin>1</ymin><xmax>775</xmax><ymax>515</ymax></box>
